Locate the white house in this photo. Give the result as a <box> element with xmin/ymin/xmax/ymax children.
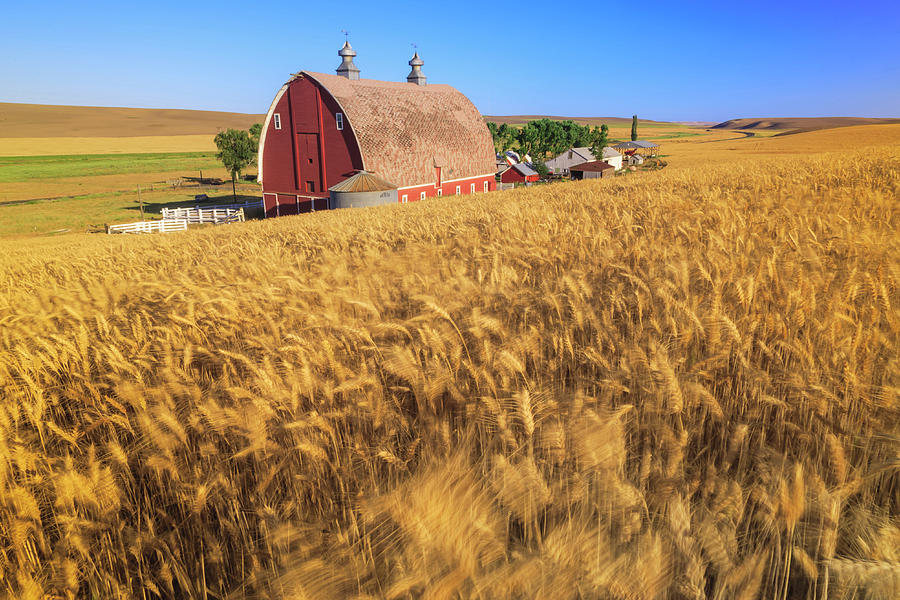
<box><xmin>545</xmin><ymin>146</ymin><xmax>622</xmax><ymax>175</ymax></box>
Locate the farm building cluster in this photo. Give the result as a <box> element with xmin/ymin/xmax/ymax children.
<box><xmin>257</xmin><ymin>41</ymin><xmax>662</xmax><ymax>217</ymax></box>
<box><xmin>499</xmin><ymin>140</ymin><xmax>659</xmax><ymax>184</ymax></box>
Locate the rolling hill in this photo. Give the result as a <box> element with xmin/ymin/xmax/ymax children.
<box><xmin>0</xmin><ymin>102</ymin><xmax>266</xmax><ymax>138</ymax></box>
<box><xmin>712</xmin><ymin>116</ymin><xmax>900</xmax><ymax>133</ymax></box>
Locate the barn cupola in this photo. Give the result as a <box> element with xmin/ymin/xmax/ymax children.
<box><xmin>406</xmin><ymin>52</ymin><xmax>426</xmax><ymax>86</ymax></box>
<box><xmin>336</xmin><ymin>41</ymin><xmax>360</xmax><ymax>80</ymax></box>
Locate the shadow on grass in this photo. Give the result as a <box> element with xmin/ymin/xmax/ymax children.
<box><xmin>127</xmin><ymin>193</ymin><xmax>264</xmax><ymax>219</ymax></box>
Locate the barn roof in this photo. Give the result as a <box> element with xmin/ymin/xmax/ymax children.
<box><xmin>300</xmin><ymin>71</ymin><xmax>496</xmax><ymax>188</ymax></box>
<box><xmin>570</xmin><ymin>160</ymin><xmax>614</xmax><ymax>172</ymax></box>
<box><xmin>513</xmin><ymin>163</ymin><xmax>538</xmax><ymax>176</ymax></box>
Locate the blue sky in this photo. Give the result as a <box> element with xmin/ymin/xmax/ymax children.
<box><xmin>1</xmin><ymin>0</ymin><xmax>898</xmax><ymax>121</ymax></box>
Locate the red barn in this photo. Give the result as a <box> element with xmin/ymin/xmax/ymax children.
<box><xmin>499</xmin><ymin>163</ymin><xmax>540</xmax><ymax>184</ymax></box>
<box><xmin>258</xmin><ymin>42</ymin><xmax>496</xmax><ymax>217</ymax></box>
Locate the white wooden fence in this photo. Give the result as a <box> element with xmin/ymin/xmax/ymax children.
<box><xmin>107</xmin><ymin>219</ymin><xmax>188</xmax><ymax>234</ymax></box>
<box><xmin>160</xmin><ymin>207</ymin><xmax>245</xmax><ymax>224</ymax></box>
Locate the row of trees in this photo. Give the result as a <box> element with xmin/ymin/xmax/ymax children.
<box><xmin>487</xmin><ymin>115</ymin><xmax>640</xmax><ymax>163</ymax></box>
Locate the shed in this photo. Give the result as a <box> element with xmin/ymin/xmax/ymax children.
<box><xmin>258</xmin><ymin>42</ymin><xmax>496</xmax><ymax>217</ymax></box>
<box><xmin>570</xmin><ymin>160</ymin><xmax>615</xmax><ymax>179</ymax></box>
<box><xmin>500</xmin><ymin>163</ymin><xmax>540</xmax><ymax>184</ymax></box>
<box><xmin>612</xmin><ymin>140</ymin><xmax>660</xmax><ymax>157</ymax></box>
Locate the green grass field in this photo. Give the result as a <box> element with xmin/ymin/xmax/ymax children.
<box><xmin>0</xmin><ymin>152</ymin><xmax>220</xmax><ymax>182</ymax></box>
<box><xmin>0</xmin><ymin>185</ymin><xmax>262</xmax><ymax>237</ymax></box>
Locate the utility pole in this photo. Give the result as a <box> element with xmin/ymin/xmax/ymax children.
<box><xmin>138</xmin><ymin>184</ymin><xmax>144</xmax><ymax>220</ymax></box>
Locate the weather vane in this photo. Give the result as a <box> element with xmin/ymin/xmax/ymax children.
<box><xmin>411</xmin><ymin>42</ymin><xmax>418</xmax><ymax>50</ymax></box>
<box><xmin>341</xmin><ymin>29</ymin><xmax>350</xmax><ymax>41</ymax></box>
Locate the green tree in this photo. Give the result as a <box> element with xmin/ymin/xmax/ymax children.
<box><xmin>631</xmin><ymin>115</ymin><xmax>638</xmax><ymax>141</ymax></box>
<box><xmin>590</xmin><ymin>124</ymin><xmax>609</xmax><ymax>163</ymax></box>
<box><xmin>214</xmin><ymin>129</ymin><xmax>255</xmax><ymax>201</ymax></box>
<box><xmin>531</xmin><ymin>158</ymin><xmax>549</xmax><ymax>180</ymax></box>
<box><xmin>516</xmin><ymin>122</ymin><xmax>541</xmax><ymax>159</ymax></box>
<box><xmin>249</xmin><ymin>123</ymin><xmax>263</xmax><ymax>152</ymax></box>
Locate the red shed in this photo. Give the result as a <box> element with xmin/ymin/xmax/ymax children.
<box><xmin>500</xmin><ymin>163</ymin><xmax>540</xmax><ymax>184</ymax></box>
<box><xmin>258</xmin><ymin>43</ymin><xmax>496</xmax><ymax>217</ymax></box>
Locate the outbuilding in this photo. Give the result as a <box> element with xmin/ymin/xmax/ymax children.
<box><xmin>329</xmin><ymin>170</ymin><xmax>397</xmax><ymax>208</ymax></box>
<box><xmin>612</xmin><ymin>140</ymin><xmax>660</xmax><ymax>157</ymax></box>
<box><xmin>546</xmin><ymin>146</ymin><xmax>623</xmax><ymax>174</ymax></box>
<box><xmin>570</xmin><ymin>160</ymin><xmax>615</xmax><ymax>179</ymax></box>
<box><xmin>500</xmin><ymin>162</ymin><xmax>540</xmax><ymax>184</ymax></box>
<box><xmin>258</xmin><ymin>42</ymin><xmax>496</xmax><ymax>217</ymax></box>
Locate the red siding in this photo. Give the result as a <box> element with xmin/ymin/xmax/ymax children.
<box><xmin>397</xmin><ymin>175</ymin><xmax>494</xmax><ymax>203</ymax></box>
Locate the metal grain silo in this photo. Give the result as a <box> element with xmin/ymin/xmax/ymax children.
<box><xmin>328</xmin><ymin>171</ymin><xmax>398</xmax><ymax>209</ymax></box>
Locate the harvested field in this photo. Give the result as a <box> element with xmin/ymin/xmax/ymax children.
<box><xmin>0</xmin><ymin>103</ymin><xmax>264</xmax><ymax>138</ymax></box>
<box><xmin>0</xmin><ymin>135</ymin><xmax>221</xmax><ymax>157</ymax></box>
<box><xmin>1</xmin><ymin>134</ymin><xmax>897</xmax><ymax>599</ymax></box>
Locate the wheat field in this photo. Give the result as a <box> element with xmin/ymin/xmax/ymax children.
<box><xmin>0</xmin><ymin>142</ymin><xmax>898</xmax><ymax>599</ymax></box>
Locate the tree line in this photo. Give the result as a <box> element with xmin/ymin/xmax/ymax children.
<box><xmin>487</xmin><ymin>115</ymin><xmax>640</xmax><ymax>165</ymax></box>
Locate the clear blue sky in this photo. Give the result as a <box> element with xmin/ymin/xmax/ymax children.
<box><xmin>2</xmin><ymin>0</ymin><xmax>898</xmax><ymax>121</ymax></box>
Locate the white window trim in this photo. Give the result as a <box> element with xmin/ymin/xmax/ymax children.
<box><xmin>437</xmin><ymin>189</ymin><xmax>443</xmax><ymax>196</ymax></box>
<box><xmin>455</xmin><ymin>185</ymin><xmax>461</xmax><ymax>195</ymax></box>
<box><xmin>401</xmin><ymin>194</ymin><xmax>408</xmax><ymax>203</ymax></box>
<box><xmin>419</xmin><ymin>191</ymin><xmax>426</xmax><ymax>201</ymax></box>
<box><xmin>483</xmin><ymin>181</ymin><xmax>489</xmax><ymax>192</ymax></box>
<box><xmin>470</xmin><ymin>183</ymin><xmax>475</xmax><ymax>194</ymax></box>
<box><xmin>273</xmin><ymin>113</ymin><xmax>282</xmax><ymax>130</ymax></box>
<box><xmin>336</xmin><ymin>112</ymin><xmax>343</xmax><ymax>130</ymax></box>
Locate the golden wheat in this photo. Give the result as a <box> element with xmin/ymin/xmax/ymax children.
<box><xmin>0</xmin><ymin>141</ymin><xmax>898</xmax><ymax>599</ymax></box>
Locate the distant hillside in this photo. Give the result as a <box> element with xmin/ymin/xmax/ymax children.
<box><xmin>484</xmin><ymin>115</ymin><xmax>671</xmax><ymax>127</ymax></box>
<box><xmin>0</xmin><ymin>103</ymin><xmax>266</xmax><ymax>138</ymax></box>
<box><xmin>712</xmin><ymin>117</ymin><xmax>900</xmax><ymax>132</ymax></box>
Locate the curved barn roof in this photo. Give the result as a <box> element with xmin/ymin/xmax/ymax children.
<box><xmin>301</xmin><ymin>71</ymin><xmax>495</xmax><ymax>188</ymax></box>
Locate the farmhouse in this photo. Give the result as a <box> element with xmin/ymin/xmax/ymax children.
<box><xmin>500</xmin><ymin>162</ymin><xmax>540</xmax><ymax>184</ymax></box>
<box><xmin>258</xmin><ymin>42</ymin><xmax>496</xmax><ymax>217</ymax></box>
<box><xmin>546</xmin><ymin>146</ymin><xmax>623</xmax><ymax>175</ymax></box>
<box><xmin>570</xmin><ymin>160</ymin><xmax>615</xmax><ymax>179</ymax></box>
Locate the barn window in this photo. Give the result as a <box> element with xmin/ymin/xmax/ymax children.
<box><xmin>420</xmin><ymin>191</ymin><xmax>426</xmax><ymax>201</ymax></box>
<box><xmin>455</xmin><ymin>186</ymin><xmax>461</xmax><ymax>195</ymax></box>
<box><xmin>336</xmin><ymin>112</ymin><xmax>343</xmax><ymax>130</ymax></box>
<box><xmin>273</xmin><ymin>113</ymin><xmax>282</xmax><ymax>130</ymax></box>
<box><xmin>401</xmin><ymin>194</ymin><xmax>408</xmax><ymax>203</ymax></box>
<box><xmin>483</xmin><ymin>181</ymin><xmax>489</xmax><ymax>192</ymax></box>
<box><xmin>470</xmin><ymin>183</ymin><xmax>475</xmax><ymax>194</ymax></box>
<box><xmin>438</xmin><ymin>189</ymin><xmax>443</xmax><ymax>197</ymax></box>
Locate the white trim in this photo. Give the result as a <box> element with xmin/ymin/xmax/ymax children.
<box><xmin>419</xmin><ymin>191</ymin><xmax>426</xmax><ymax>201</ymax></box>
<box><xmin>401</xmin><ymin>194</ymin><xmax>408</xmax><ymax>203</ymax></box>
<box><xmin>273</xmin><ymin>113</ymin><xmax>282</xmax><ymax>130</ymax></box>
<box><xmin>483</xmin><ymin>181</ymin><xmax>489</xmax><ymax>192</ymax></box>
<box><xmin>336</xmin><ymin>112</ymin><xmax>343</xmax><ymax>130</ymax></box>
<box><xmin>396</xmin><ymin>172</ymin><xmax>494</xmax><ymax>191</ymax></box>
<box><xmin>455</xmin><ymin>185</ymin><xmax>460</xmax><ymax>195</ymax></box>
<box><xmin>470</xmin><ymin>183</ymin><xmax>475</xmax><ymax>194</ymax></box>
<box><xmin>257</xmin><ymin>83</ymin><xmax>289</xmax><ymax>185</ymax></box>
<box><xmin>437</xmin><ymin>189</ymin><xmax>442</xmax><ymax>196</ymax></box>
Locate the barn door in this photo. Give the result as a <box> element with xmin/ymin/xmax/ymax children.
<box><xmin>297</xmin><ymin>133</ymin><xmax>322</xmax><ymax>194</ymax></box>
